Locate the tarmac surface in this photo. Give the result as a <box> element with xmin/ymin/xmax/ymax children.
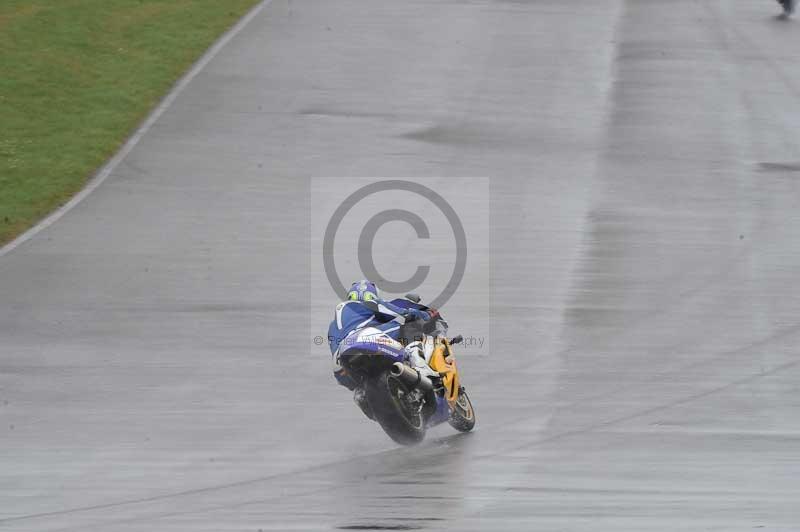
<box><xmin>2</xmin><ymin>0</ymin><xmax>800</xmax><ymax>530</ymax></box>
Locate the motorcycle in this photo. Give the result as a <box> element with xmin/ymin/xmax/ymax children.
<box><xmin>330</xmin><ymin>296</ymin><xmax>476</xmax><ymax>444</ymax></box>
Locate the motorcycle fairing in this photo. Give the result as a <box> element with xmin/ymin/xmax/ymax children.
<box><xmin>426</xmin><ymin>395</ymin><xmax>451</xmax><ymax>427</ymax></box>
<box><xmin>336</xmin><ymin>326</ymin><xmax>406</xmax><ymax>365</ymax></box>
<box><xmin>429</xmin><ymin>338</ymin><xmax>460</xmax><ymax>405</ymax></box>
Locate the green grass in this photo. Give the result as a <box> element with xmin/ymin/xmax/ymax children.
<box><xmin>0</xmin><ymin>0</ymin><xmax>261</xmax><ymax>246</ymax></box>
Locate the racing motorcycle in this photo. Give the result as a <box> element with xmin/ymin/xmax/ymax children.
<box><xmin>331</xmin><ymin>296</ymin><xmax>476</xmax><ymax>445</ymax></box>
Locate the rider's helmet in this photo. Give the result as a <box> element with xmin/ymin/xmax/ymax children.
<box><xmin>347</xmin><ymin>280</ymin><xmax>379</xmax><ymax>302</ymax></box>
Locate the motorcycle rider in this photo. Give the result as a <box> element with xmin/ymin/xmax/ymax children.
<box><xmin>327</xmin><ymin>280</ymin><xmax>436</xmax><ymax>417</ymax></box>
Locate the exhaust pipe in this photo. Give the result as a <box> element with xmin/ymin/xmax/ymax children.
<box><xmin>391</xmin><ymin>362</ymin><xmax>433</xmax><ymax>392</ymax></box>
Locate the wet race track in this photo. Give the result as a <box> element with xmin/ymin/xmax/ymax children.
<box><xmin>2</xmin><ymin>1</ymin><xmax>800</xmax><ymax>530</ymax></box>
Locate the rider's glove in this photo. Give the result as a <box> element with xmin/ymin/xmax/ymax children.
<box><xmin>404</xmin><ymin>308</ymin><xmax>430</xmax><ymax>321</ymax></box>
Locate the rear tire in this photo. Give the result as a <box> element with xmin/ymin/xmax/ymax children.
<box><xmin>366</xmin><ymin>369</ymin><xmax>427</xmax><ymax>445</ymax></box>
<box><xmin>448</xmin><ymin>387</ymin><xmax>476</xmax><ymax>432</ymax></box>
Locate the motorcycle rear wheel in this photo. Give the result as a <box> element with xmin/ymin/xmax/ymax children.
<box><xmin>366</xmin><ymin>369</ymin><xmax>427</xmax><ymax>445</ymax></box>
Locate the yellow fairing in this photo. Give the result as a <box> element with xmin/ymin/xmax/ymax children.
<box><xmin>429</xmin><ymin>338</ymin><xmax>460</xmax><ymax>405</ymax></box>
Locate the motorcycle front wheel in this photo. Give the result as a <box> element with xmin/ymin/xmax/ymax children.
<box><xmin>448</xmin><ymin>387</ymin><xmax>476</xmax><ymax>432</ymax></box>
<box><xmin>366</xmin><ymin>369</ymin><xmax>426</xmax><ymax>445</ymax></box>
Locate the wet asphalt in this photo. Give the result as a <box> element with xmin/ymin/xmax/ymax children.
<box><xmin>1</xmin><ymin>1</ymin><xmax>800</xmax><ymax>530</ymax></box>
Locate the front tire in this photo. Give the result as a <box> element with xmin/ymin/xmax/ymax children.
<box><xmin>366</xmin><ymin>369</ymin><xmax>426</xmax><ymax>445</ymax></box>
<box><xmin>448</xmin><ymin>387</ymin><xmax>476</xmax><ymax>432</ymax></box>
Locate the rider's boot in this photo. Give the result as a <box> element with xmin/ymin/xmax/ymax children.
<box><xmin>405</xmin><ymin>342</ymin><xmax>437</xmax><ymax>379</ymax></box>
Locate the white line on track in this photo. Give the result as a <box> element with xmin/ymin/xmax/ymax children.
<box><xmin>0</xmin><ymin>0</ymin><xmax>274</xmax><ymax>259</ymax></box>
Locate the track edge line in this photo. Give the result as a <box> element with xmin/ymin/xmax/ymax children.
<box><xmin>0</xmin><ymin>0</ymin><xmax>275</xmax><ymax>260</ymax></box>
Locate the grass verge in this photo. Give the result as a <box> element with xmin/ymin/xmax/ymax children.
<box><xmin>0</xmin><ymin>0</ymin><xmax>261</xmax><ymax>246</ymax></box>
